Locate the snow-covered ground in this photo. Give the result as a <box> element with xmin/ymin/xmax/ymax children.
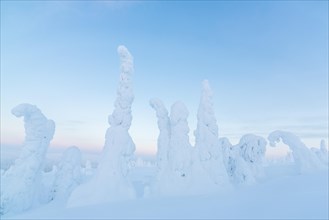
<box><xmin>3</xmin><ymin>164</ymin><xmax>328</xmax><ymax>220</ymax></box>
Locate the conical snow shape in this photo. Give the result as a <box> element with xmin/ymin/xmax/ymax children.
<box><xmin>67</xmin><ymin>45</ymin><xmax>136</xmax><ymax>208</ymax></box>
<box><xmin>193</xmin><ymin>80</ymin><xmax>230</xmax><ymax>188</ymax></box>
<box><xmin>1</xmin><ymin>104</ymin><xmax>55</xmax><ymax>215</ymax></box>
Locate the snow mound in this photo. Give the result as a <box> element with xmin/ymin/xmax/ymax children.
<box><xmin>1</xmin><ymin>104</ymin><xmax>55</xmax><ymax>215</ymax></box>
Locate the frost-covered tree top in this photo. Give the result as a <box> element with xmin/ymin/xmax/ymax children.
<box><xmin>170</xmin><ymin>101</ymin><xmax>189</xmax><ymax>127</ymax></box>
<box><xmin>194</xmin><ymin>80</ymin><xmax>220</xmax><ymax>161</ymax></box>
<box><xmin>11</xmin><ymin>103</ymin><xmax>55</xmax><ymax>142</ymax></box>
<box><xmin>109</xmin><ymin>45</ymin><xmax>134</xmax><ymax>129</ymax></box>
<box><xmin>237</xmin><ymin>134</ymin><xmax>267</xmax><ymax>163</ymax></box>
<box><xmin>195</xmin><ymin>79</ymin><xmax>218</xmax><ymax>136</ymax></box>
<box><xmin>150</xmin><ymin>98</ymin><xmax>170</xmax><ymax>170</ymax></box>
<box><xmin>150</xmin><ymin>98</ymin><xmax>169</xmax><ymax>120</ymax></box>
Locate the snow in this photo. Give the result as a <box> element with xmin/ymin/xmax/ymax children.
<box><xmin>149</xmin><ymin>98</ymin><xmax>170</xmax><ymax>170</ymax></box>
<box><xmin>5</xmin><ymin>168</ymin><xmax>329</xmax><ymax>220</ymax></box>
<box><xmin>194</xmin><ymin>80</ymin><xmax>230</xmax><ymax>188</ymax></box>
<box><xmin>51</xmin><ymin>146</ymin><xmax>82</xmax><ymax>201</ymax></box>
<box><xmin>1</xmin><ymin>46</ymin><xmax>328</xmax><ymax>219</ymax></box>
<box><xmin>1</xmin><ymin>104</ymin><xmax>55</xmax><ymax>215</ymax></box>
<box><xmin>151</xmin><ymin>101</ymin><xmax>193</xmax><ymax>197</ymax></box>
<box><xmin>67</xmin><ymin>45</ymin><xmax>136</xmax><ymax>208</ymax></box>
<box><xmin>268</xmin><ymin>130</ymin><xmax>327</xmax><ymax>174</ymax></box>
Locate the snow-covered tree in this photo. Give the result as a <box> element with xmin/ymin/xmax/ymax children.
<box><xmin>150</xmin><ymin>98</ymin><xmax>170</xmax><ymax>170</ymax></box>
<box><xmin>168</xmin><ymin>101</ymin><xmax>192</xmax><ymax>178</ymax></box>
<box><xmin>67</xmin><ymin>45</ymin><xmax>136</xmax><ymax>208</ymax></box>
<box><xmin>194</xmin><ymin>80</ymin><xmax>229</xmax><ymax>186</ymax></box>
<box><xmin>268</xmin><ymin>130</ymin><xmax>326</xmax><ymax>174</ymax></box>
<box><xmin>236</xmin><ymin>134</ymin><xmax>267</xmax><ymax>182</ymax></box>
<box><xmin>51</xmin><ymin>146</ymin><xmax>82</xmax><ymax>201</ymax></box>
<box><xmin>311</xmin><ymin>140</ymin><xmax>329</xmax><ymax>166</ymax></box>
<box><xmin>1</xmin><ymin>104</ymin><xmax>55</xmax><ymax>215</ymax></box>
<box><xmin>221</xmin><ymin>135</ymin><xmax>267</xmax><ymax>185</ymax></box>
<box><xmin>151</xmin><ymin>101</ymin><xmax>193</xmax><ymax>196</ymax></box>
<box><xmin>220</xmin><ymin>137</ymin><xmax>236</xmax><ymax>179</ymax></box>
<box><xmin>82</xmin><ymin>159</ymin><xmax>93</xmax><ymax>177</ymax></box>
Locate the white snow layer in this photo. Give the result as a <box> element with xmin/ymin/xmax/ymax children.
<box><xmin>1</xmin><ymin>104</ymin><xmax>55</xmax><ymax>215</ymax></box>
<box><xmin>67</xmin><ymin>45</ymin><xmax>136</xmax><ymax>208</ymax></box>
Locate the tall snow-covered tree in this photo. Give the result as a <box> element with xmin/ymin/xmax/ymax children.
<box><xmin>151</xmin><ymin>101</ymin><xmax>193</xmax><ymax>196</ymax></box>
<box><xmin>1</xmin><ymin>104</ymin><xmax>55</xmax><ymax>215</ymax></box>
<box><xmin>194</xmin><ymin>80</ymin><xmax>229</xmax><ymax>186</ymax></box>
<box><xmin>150</xmin><ymin>98</ymin><xmax>170</xmax><ymax>170</ymax></box>
<box><xmin>67</xmin><ymin>45</ymin><xmax>136</xmax><ymax>208</ymax></box>
<box><xmin>169</xmin><ymin>101</ymin><xmax>192</xmax><ymax>178</ymax></box>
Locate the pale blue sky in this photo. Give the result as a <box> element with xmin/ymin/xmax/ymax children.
<box><xmin>1</xmin><ymin>1</ymin><xmax>328</xmax><ymax>155</ymax></box>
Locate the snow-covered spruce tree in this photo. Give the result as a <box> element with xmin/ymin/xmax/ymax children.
<box><xmin>51</xmin><ymin>146</ymin><xmax>82</xmax><ymax>201</ymax></box>
<box><xmin>221</xmin><ymin>135</ymin><xmax>267</xmax><ymax>185</ymax></box>
<box><xmin>0</xmin><ymin>104</ymin><xmax>55</xmax><ymax>215</ymax></box>
<box><xmin>220</xmin><ymin>137</ymin><xmax>236</xmax><ymax>180</ymax></box>
<box><xmin>67</xmin><ymin>45</ymin><xmax>136</xmax><ymax>207</ymax></box>
<box><xmin>235</xmin><ymin>134</ymin><xmax>267</xmax><ymax>183</ymax></box>
<box><xmin>169</xmin><ymin>101</ymin><xmax>192</xmax><ymax>179</ymax></box>
<box><xmin>151</xmin><ymin>101</ymin><xmax>193</xmax><ymax>196</ymax></box>
<box><xmin>193</xmin><ymin>80</ymin><xmax>229</xmax><ymax>187</ymax></box>
<box><xmin>268</xmin><ymin>130</ymin><xmax>327</xmax><ymax>174</ymax></box>
<box><xmin>311</xmin><ymin>140</ymin><xmax>329</xmax><ymax>166</ymax></box>
<box><xmin>149</xmin><ymin>98</ymin><xmax>170</xmax><ymax>170</ymax></box>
